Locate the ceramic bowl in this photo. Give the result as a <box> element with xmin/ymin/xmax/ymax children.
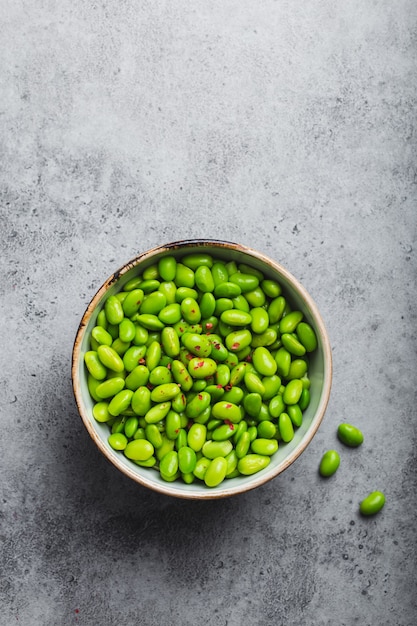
<box><xmin>72</xmin><ymin>239</ymin><xmax>332</xmax><ymax>499</ymax></box>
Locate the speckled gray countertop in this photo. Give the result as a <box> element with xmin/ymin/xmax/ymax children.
<box><xmin>1</xmin><ymin>1</ymin><xmax>416</xmax><ymax>625</ymax></box>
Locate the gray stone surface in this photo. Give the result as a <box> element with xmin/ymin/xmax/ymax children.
<box><xmin>1</xmin><ymin>1</ymin><xmax>416</xmax><ymax>624</ymax></box>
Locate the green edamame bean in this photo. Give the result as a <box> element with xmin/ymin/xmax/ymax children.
<box><xmin>135</xmin><ymin>314</ymin><xmax>165</xmax><ymax>331</ymax></box>
<box><xmin>359</xmin><ymin>491</ymin><xmax>385</xmax><ymax>516</ymax></box>
<box><xmin>251</xmin><ymin>438</ymin><xmax>278</xmax><ymax>456</ymax></box>
<box><xmin>163</xmin><ymin>410</ymin><xmax>181</xmax><ymax>440</ymax></box>
<box><xmin>235</xmin><ymin>431</ymin><xmax>251</xmax><ymax>458</ymax></box>
<box><xmin>144</xmin><ymin>401</ymin><xmax>171</xmax><ymax>424</ymax></box>
<box><xmin>187</xmin><ymin>423</ymin><xmax>207</xmax><ymax>452</ymax></box>
<box><xmin>108</xmin><ymin>389</ymin><xmax>134</xmax><ymax>416</ymax></box>
<box><xmin>252</xmin><ymin>346</ymin><xmax>277</xmax><ymax>377</ymax></box>
<box><xmin>131</xmin><ymin>386</ymin><xmax>152</xmax><ymax>416</ymax></box>
<box><xmin>111</xmin><ymin>338</ymin><xmax>130</xmax><ymax>356</ymax></box>
<box><xmin>124</xmin><ymin>439</ymin><xmax>154</xmax><ymax>461</ymax></box>
<box><xmin>268</xmin><ymin>394</ymin><xmax>285</xmax><ymax>418</ymax></box>
<box><xmin>212</xmin><ymin>401</ymin><xmax>242</xmax><ymax>424</ymax></box>
<box><xmin>180</xmin><ymin>297</ymin><xmax>201</xmax><ymax>324</ymax></box>
<box><xmin>87</xmin><ymin>373</ymin><xmax>102</xmax><ymax>402</ymax></box>
<box><xmin>123</xmin><ymin>345</ymin><xmax>147</xmax><ymax>372</ymax></box>
<box><xmin>225</xmin><ymin>449</ymin><xmax>239</xmax><ymax>476</ymax></box>
<box><xmin>145</xmin><ymin>423</ymin><xmax>163</xmax><ymax>449</ymax></box>
<box><xmin>188</xmin><ymin>357</ymin><xmax>217</xmax><ymax>379</ymax></box>
<box><xmin>243</xmin><ymin>393</ymin><xmax>262</xmax><ymax>418</ymax></box>
<box><xmin>296</xmin><ymin>322</ymin><xmax>318</xmax><ymax>352</ymax></box>
<box><xmin>175</xmin><ymin>263</ymin><xmax>195</xmax><ymax>287</ymax></box>
<box><xmin>282</xmin><ymin>379</ymin><xmax>303</xmax><ymax>405</ymax></box>
<box><xmin>287</xmin><ymin>359</ymin><xmax>308</xmax><ymax>380</ymax></box>
<box><xmin>214</xmin><ymin>282</ymin><xmax>242</xmax><ymax>298</ymax></box>
<box><xmin>244</xmin><ymin>287</ymin><xmax>266</xmax><ymax>308</ymax></box>
<box><xmin>132</xmin><ymin>324</ymin><xmax>149</xmax><ymax>346</ymax></box>
<box><xmin>212</xmin><ymin>422</ymin><xmax>236</xmax><ymax>441</ymax></box>
<box><xmin>158</xmin><ymin>255</ymin><xmax>177</xmax><ymax>281</ymax></box>
<box><xmin>250</xmin><ymin>328</ymin><xmax>278</xmax><ymax>348</ymax></box>
<box><xmin>111</xmin><ymin>416</ymin><xmax>126</xmax><ymax>434</ymax></box>
<box><xmin>250</xmin><ymin>307</ymin><xmax>269</xmax><ymax>334</ymax></box>
<box><xmin>225</xmin><ymin>329</ymin><xmax>252</xmax><ymax>352</ymax></box>
<box><xmin>287</xmin><ymin>404</ymin><xmax>303</xmax><ymax>427</ymax></box>
<box><xmin>175</xmin><ymin>428</ymin><xmax>188</xmax><ymax>450</ymax></box>
<box><xmin>281</xmin><ymin>333</ymin><xmax>306</xmax><ymax>356</ymax></box>
<box><xmin>158</xmin><ymin>281</ymin><xmax>177</xmax><ymax>305</ymax></box>
<box><xmin>244</xmin><ymin>372</ymin><xmax>265</xmax><ymax>395</ymax></box>
<box><xmin>257</xmin><ymin>420</ymin><xmax>277</xmax><ymax>439</ymax></box>
<box><xmin>181</xmin><ymin>332</ymin><xmax>212</xmax><ymax>357</ymax></box>
<box><xmin>145</xmin><ymin>340</ymin><xmax>161</xmax><ymax>371</ymax></box>
<box><xmin>222</xmin><ymin>386</ymin><xmax>244</xmax><ymax>405</ymax></box>
<box><xmin>298</xmin><ymin>388</ymin><xmax>310</xmax><ymax>411</ymax></box>
<box><xmin>221</xmin><ymin>309</ymin><xmax>252</xmax><ymax>326</ymax></box>
<box><xmin>85</xmin><ymin>351</ymin><xmax>107</xmax><ymax>380</ymax></box>
<box><xmin>170</xmin><ymin>360</ymin><xmax>193</xmax><ymax>391</ymax></box>
<box><xmin>199</xmin><ymin>292</ymin><xmax>216</xmax><ymax>318</ymax></box>
<box><xmin>193</xmin><ymin>456</ymin><xmax>211</xmax><ymax>480</ymax></box>
<box><xmin>229</xmin><ymin>272</ymin><xmax>260</xmax><ymax>293</ymax></box>
<box><xmin>268</xmin><ymin>296</ymin><xmax>287</xmax><ymax>324</ymax></box>
<box><xmin>237</xmin><ymin>454</ymin><xmax>270</xmax><ymax>475</ymax></box>
<box><xmin>182</xmin><ymin>253</ymin><xmax>213</xmax><ymax>270</ymax></box>
<box><xmin>108</xmin><ymin>433</ymin><xmax>128</xmax><ymax>450</ymax></box>
<box><xmin>261</xmin><ymin>279</ymin><xmax>281</xmax><ymax>298</ymax></box>
<box><xmin>96</xmin><ymin>345</ymin><xmax>125</xmax><ymax>372</ymax></box>
<box><xmin>175</xmin><ymin>287</ymin><xmax>199</xmax><ymax>303</ymax></box>
<box><xmin>337</xmin><ymin>423</ymin><xmax>364</xmax><ymax>447</ymax></box>
<box><xmin>91</xmin><ymin>326</ymin><xmax>113</xmax><ymax>347</ymax></box>
<box><xmin>96</xmin><ymin>377</ymin><xmax>125</xmax><ymax>399</ymax></box>
<box><xmin>195</xmin><ymin>265</ymin><xmax>215</xmax><ymax>293</ymax></box>
<box><xmin>123</xmin><ymin>276</ymin><xmax>143</xmax><ymax>292</ymax></box>
<box><xmin>204</xmin><ymin>457</ymin><xmax>228</xmax><ymax>487</ymax></box>
<box><xmin>104</xmin><ymin>295</ymin><xmax>124</xmax><ymax>325</ymax></box>
<box><xmin>279</xmin><ymin>310</ymin><xmax>303</xmax><ymax>334</ymax></box>
<box><xmin>124</xmin><ymin>416</ymin><xmax>139</xmax><ymax>439</ymax></box>
<box><xmin>150</xmin><ymin>383</ymin><xmax>180</xmax><ymax>403</ymax></box>
<box><xmin>178</xmin><ymin>446</ymin><xmax>197</xmax><ymax>474</ymax></box>
<box><xmin>140</xmin><ymin>291</ymin><xmax>167</xmax><ymax>315</ymax></box>
<box><xmin>202</xmin><ymin>439</ymin><xmax>233</xmax><ymax>459</ymax></box>
<box><xmin>160</xmin><ymin>326</ymin><xmax>180</xmax><ymax>358</ymax></box>
<box><xmin>261</xmin><ymin>375</ymin><xmax>282</xmax><ymax>400</ymax></box>
<box><xmin>140</xmin><ymin>279</ymin><xmax>160</xmax><ymax>294</ymax></box>
<box><xmin>93</xmin><ymin>401</ymin><xmax>111</xmax><ymax>422</ymax></box>
<box><xmin>274</xmin><ymin>347</ymin><xmax>291</xmax><ymax>378</ymax></box>
<box><xmin>158</xmin><ymin>303</ymin><xmax>182</xmax><ymax>325</ymax></box>
<box><xmin>185</xmin><ymin>391</ymin><xmax>211</xmax><ymax>419</ymax></box>
<box><xmin>319</xmin><ymin>450</ymin><xmax>340</xmax><ymax>477</ymax></box>
<box><xmin>125</xmin><ymin>365</ymin><xmax>149</xmax><ymax>391</ymax></box>
<box><xmin>215</xmin><ymin>363</ymin><xmax>231</xmax><ymax>387</ymax></box>
<box><xmin>155</xmin><ymin>435</ymin><xmax>175</xmax><ymax>461</ymax></box>
<box><xmin>122</xmin><ymin>289</ymin><xmax>144</xmax><ymax>317</ymax></box>
<box><xmin>96</xmin><ymin>309</ymin><xmax>108</xmax><ymax>329</ymax></box>
<box><xmin>278</xmin><ymin>412</ymin><xmax>294</xmax><ymax>442</ymax></box>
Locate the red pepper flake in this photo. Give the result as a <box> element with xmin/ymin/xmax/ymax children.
<box><xmin>232</xmin><ymin>342</ymin><xmax>240</xmax><ymax>350</ymax></box>
<box><xmin>194</xmin><ymin>361</ymin><xmax>205</xmax><ymax>369</ymax></box>
<box><xmin>175</xmin><ymin>428</ymin><xmax>179</xmax><ymax>434</ymax></box>
<box><xmin>186</xmin><ymin>353</ymin><xmax>193</xmax><ymax>360</ymax></box>
<box><xmin>216</xmin><ymin>384</ymin><xmax>223</xmax><ymax>389</ymax></box>
<box><xmin>245</xmin><ymin>354</ymin><xmax>252</xmax><ymax>362</ymax></box>
<box><xmin>214</xmin><ymin>343</ymin><xmax>221</xmax><ymax>350</ymax></box>
<box><xmin>206</xmin><ymin>322</ymin><xmax>213</xmax><ymax>330</ymax></box>
<box><xmin>147</xmin><ymin>383</ymin><xmax>154</xmax><ymax>390</ymax></box>
<box><xmin>225</xmin><ymin>384</ymin><xmax>232</xmax><ymax>391</ymax></box>
<box><xmin>225</xmin><ymin>403</ymin><xmax>232</xmax><ymax>409</ymax></box>
<box><xmin>167</xmin><ymin>362</ymin><xmax>171</xmax><ymax>369</ymax></box>
<box><xmin>138</xmin><ymin>358</ymin><xmax>146</xmax><ymax>365</ymax></box>
<box><xmin>225</xmin><ymin>419</ymin><xmax>235</xmax><ymax>429</ymax></box>
<box><xmin>198</xmin><ymin>394</ymin><xmax>203</xmax><ymax>400</ymax></box>
<box><xmin>195</xmin><ymin>345</ymin><xmax>200</xmax><ymax>351</ymax></box>
<box><xmin>191</xmin><ymin>308</ymin><xmax>196</xmax><ymax>313</ymax></box>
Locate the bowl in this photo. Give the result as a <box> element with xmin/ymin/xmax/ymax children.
<box><xmin>72</xmin><ymin>239</ymin><xmax>332</xmax><ymax>499</ymax></box>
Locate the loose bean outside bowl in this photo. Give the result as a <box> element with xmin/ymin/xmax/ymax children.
<box><xmin>72</xmin><ymin>240</ymin><xmax>332</xmax><ymax>499</ymax></box>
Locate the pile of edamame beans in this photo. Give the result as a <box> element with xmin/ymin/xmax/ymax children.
<box><xmin>84</xmin><ymin>252</ymin><xmax>318</xmax><ymax>488</ymax></box>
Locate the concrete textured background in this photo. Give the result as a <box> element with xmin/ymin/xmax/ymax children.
<box><xmin>1</xmin><ymin>1</ymin><xmax>416</xmax><ymax>624</ymax></box>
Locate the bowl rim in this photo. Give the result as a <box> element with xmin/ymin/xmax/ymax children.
<box><xmin>72</xmin><ymin>239</ymin><xmax>332</xmax><ymax>499</ymax></box>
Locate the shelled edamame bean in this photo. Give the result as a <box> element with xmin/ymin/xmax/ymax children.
<box><xmin>85</xmin><ymin>253</ymin><xmax>318</xmax><ymax>488</ymax></box>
